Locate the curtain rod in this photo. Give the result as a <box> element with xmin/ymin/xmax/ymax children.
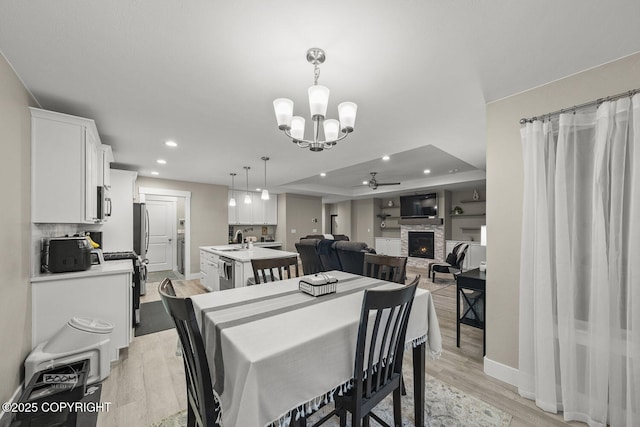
<box><xmin>519</xmin><ymin>87</ymin><xmax>639</xmax><ymax>124</ymax></box>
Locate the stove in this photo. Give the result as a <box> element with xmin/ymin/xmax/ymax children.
<box><xmin>103</xmin><ymin>251</ymin><xmax>147</xmax><ymax>326</ymax></box>
<box><xmin>103</xmin><ymin>251</ymin><xmax>139</xmax><ymax>261</ymax></box>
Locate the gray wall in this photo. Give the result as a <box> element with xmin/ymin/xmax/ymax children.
<box><xmin>135</xmin><ymin>177</ymin><xmax>228</xmax><ymax>276</ymax></box>
<box><xmin>486</xmin><ymin>52</ymin><xmax>640</xmax><ymax>369</ymax></box>
<box><xmin>279</xmin><ymin>193</ymin><xmax>323</xmax><ymax>252</ymax></box>
<box><xmin>351</xmin><ymin>198</ymin><xmax>375</xmax><ymax>247</ymax></box>
<box><xmin>0</xmin><ymin>52</ymin><xmax>34</xmax><ymax>403</ymax></box>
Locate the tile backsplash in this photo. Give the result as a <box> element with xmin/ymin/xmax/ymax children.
<box><xmin>31</xmin><ymin>223</ymin><xmax>102</xmax><ymax>276</ymax></box>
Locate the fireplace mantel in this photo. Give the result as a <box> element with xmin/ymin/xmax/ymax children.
<box><xmin>398</xmin><ymin>217</ymin><xmax>444</xmax><ymax>226</ymax></box>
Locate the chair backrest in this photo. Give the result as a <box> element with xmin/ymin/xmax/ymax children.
<box><xmin>353</xmin><ymin>279</ymin><xmax>418</xmax><ymax>403</ymax></box>
<box><xmin>251</xmin><ymin>255</ymin><xmax>300</xmax><ymax>284</ymax></box>
<box><xmin>317</xmin><ymin>239</ymin><xmax>342</xmax><ymax>271</ymax></box>
<box><xmin>362</xmin><ymin>253</ymin><xmax>408</xmax><ymax>284</ymax></box>
<box><xmin>449</xmin><ymin>243</ymin><xmax>469</xmax><ymax>270</ymax></box>
<box><xmin>295</xmin><ymin>239</ymin><xmax>325</xmax><ymax>274</ymax></box>
<box><xmin>158</xmin><ymin>279</ymin><xmax>221</xmax><ymax>427</ymax></box>
<box><xmin>334</xmin><ymin>241</ymin><xmax>375</xmax><ymax>275</ymax></box>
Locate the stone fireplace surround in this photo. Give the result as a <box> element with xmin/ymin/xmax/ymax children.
<box><xmin>400</xmin><ymin>223</ymin><xmax>445</xmax><ymax>269</ymax></box>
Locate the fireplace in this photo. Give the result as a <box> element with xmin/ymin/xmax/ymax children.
<box><xmin>408</xmin><ymin>231</ymin><xmax>435</xmax><ymax>259</ymax></box>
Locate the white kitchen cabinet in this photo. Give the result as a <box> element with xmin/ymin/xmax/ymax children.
<box><xmin>228</xmin><ymin>190</ymin><xmax>277</xmax><ymax>225</ymax></box>
<box><xmin>375</xmin><ymin>237</ymin><xmax>402</xmax><ymax>256</ymax></box>
<box><xmin>30</xmin><ymin>108</ymin><xmax>103</xmax><ymax>224</ymax></box>
<box><xmin>102</xmin><ymin>170</ymin><xmax>137</xmax><ymax>252</ymax></box>
<box><xmin>262</xmin><ymin>196</ymin><xmax>278</xmax><ymax>225</ymax></box>
<box><xmin>31</xmin><ymin>265</ymin><xmax>133</xmax><ymax>361</ymax></box>
<box><xmin>200</xmin><ymin>250</ymin><xmax>220</xmax><ymax>291</ymax></box>
<box><xmin>445</xmin><ymin>240</ymin><xmax>486</xmax><ymax>270</ymax></box>
<box><xmin>97</xmin><ymin>144</ymin><xmax>114</xmax><ymax>188</ymax></box>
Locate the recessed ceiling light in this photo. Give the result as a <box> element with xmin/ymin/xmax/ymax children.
<box><xmin>256</xmin><ymin>188</ymin><xmax>261</xmax><ymax>191</ymax></box>
<box><xmin>151</xmin><ymin>171</ymin><xmax>159</xmax><ymax>176</ymax></box>
<box><xmin>165</xmin><ymin>140</ymin><xmax>178</xmax><ymax>147</ymax></box>
<box><xmin>423</xmin><ymin>169</ymin><xmax>431</xmax><ymax>174</ymax></box>
<box><xmin>157</xmin><ymin>159</ymin><xmax>167</xmax><ymax>164</ymax></box>
<box><xmin>320</xmin><ymin>172</ymin><xmax>326</xmax><ymax>177</ymax></box>
<box><xmin>448</xmin><ymin>168</ymin><xmax>459</xmax><ymax>173</ymax></box>
<box><xmin>382</xmin><ymin>155</ymin><xmax>390</xmax><ymax>161</ymax></box>
<box><xmin>362</xmin><ymin>181</ymin><xmax>368</xmax><ymax>185</ymax></box>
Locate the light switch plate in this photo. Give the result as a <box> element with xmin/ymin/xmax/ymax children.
<box><xmin>291</xmin><ymin>228</ymin><xmax>296</xmax><ymax>234</ymax></box>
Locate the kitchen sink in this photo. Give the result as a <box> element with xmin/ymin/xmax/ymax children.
<box><xmin>217</xmin><ymin>248</ymin><xmax>245</xmax><ymax>252</ymax></box>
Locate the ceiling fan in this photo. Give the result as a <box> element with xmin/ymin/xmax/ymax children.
<box><xmin>367</xmin><ymin>172</ymin><xmax>401</xmax><ymax>190</ymax></box>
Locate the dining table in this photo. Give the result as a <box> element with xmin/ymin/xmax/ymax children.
<box><xmin>190</xmin><ymin>270</ymin><xmax>442</xmax><ymax>427</ymax></box>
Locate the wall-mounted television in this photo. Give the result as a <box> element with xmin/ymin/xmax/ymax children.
<box><xmin>400</xmin><ymin>193</ymin><xmax>438</xmax><ymax>218</ymax></box>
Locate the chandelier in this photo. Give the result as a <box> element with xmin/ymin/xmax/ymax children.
<box><xmin>273</xmin><ymin>48</ymin><xmax>357</xmax><ymax>152</ymax></box>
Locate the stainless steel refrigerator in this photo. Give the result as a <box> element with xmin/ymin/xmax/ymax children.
<box><xmin>133</xmin><ymin>202</ymin><xmax>149</xmax><ymax>261</ymax></box>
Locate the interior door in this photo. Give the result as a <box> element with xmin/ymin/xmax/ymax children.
<box><xmin>145</xmin><ymin>197</ymin><xmax>177</xmax><ymax>272</ymax></box>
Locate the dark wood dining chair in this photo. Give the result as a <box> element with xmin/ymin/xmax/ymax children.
<box><xmin>158</xmin><ymin>279</ymin><xmax>221</xmax><ymax>427</ymax></box>
<box><xmin>310</xmin><ymin>278</ymin><xmax>419</xmax><ymax>427</ymax></box>
<box><xmin>362</xmin><ymin>253</ymin><xmax>408</xmax><ymax>284</ymax></box>
<box><xmin>251</xmin><ymin>255</ymin><xmax>300</xmax><ymax>284</ymax></box>
<box><xmin>295</xmin><ymin>239</ymin><xmax>325</xmax><ymax>274</ymax></box>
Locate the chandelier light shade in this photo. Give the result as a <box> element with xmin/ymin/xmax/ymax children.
<box><xmin>243</xmin><ymin>166</ymin><xmax>252</xmax><ymax>204</ymax></box>
<box><xmin>273</xmin><ymin>98</ymin><xmax>294</xmax><ymax>129</ymax></box>
<box><xmin>273</xmin><ymin>47</ymin><xmax>357</xmax><ymax>152</ymax></box>
<box><xmin>228</xmin><ymin>173</ymin><xmax>237</xmax><ymax>207</ymax></box>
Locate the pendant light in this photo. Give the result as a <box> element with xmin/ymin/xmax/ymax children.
<box><xmin>243</xmin><ymin>166</ymin><xmax>252</xmax><ymax>204</ymax></box>
<box><xmin>261</xmin><ymin>157</ymin><xmax>270</xmax><ymax>200</ymax></box>
<box><xmin>228</xmin><ymin>173</ymin><xmax>237</xmax><ymax>207</ymax></box>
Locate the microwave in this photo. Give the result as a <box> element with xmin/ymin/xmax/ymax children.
<box><xmin>97</xmin><ymin>186</ymin><xmax>112</xmax><ymax>221</ymax></box>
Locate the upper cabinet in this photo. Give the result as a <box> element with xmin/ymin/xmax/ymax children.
<box><xmin>228</xmin><ymin>190</ymin><xmax>277</xmax><ymax>225</ymax></box>
<box><xmin>31</xmin><ymin>108</ymin><xmax>108</xmax><ymax>224</ymax></box>
<box><xmin>97</xmin><ymin>144</ymin><xmax>114</xmax><ymax>189</ymax></box>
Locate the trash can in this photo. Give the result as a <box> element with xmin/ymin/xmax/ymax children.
<box><xmin>25</xmin><ymin>317</ymin><xmax>113</xmax><ymax>386</ymax></box>
<box><xmin>11</xmin><ymin>359</ymin><xmax>89</xmax><ymax>427</ymax></box>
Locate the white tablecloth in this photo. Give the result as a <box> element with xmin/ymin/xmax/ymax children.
<box><xmin>190</xmin><ymin>271</ymin><xmax>442</xmax><ymax>427</ymax></box>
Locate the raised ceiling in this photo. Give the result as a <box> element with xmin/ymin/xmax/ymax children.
<box><xmin>1</xmin><ymin>1</ymin><xmax>639</xmax><ymax>200</ymax></box>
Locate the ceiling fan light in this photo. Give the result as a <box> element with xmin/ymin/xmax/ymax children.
<box><xmin>308</xmin><ymin>85</ymin><xmax>329</xmax><ymax>118</ymax></box>
<box><xmin>290</xmin><ymin>116</ymin><xmax>305</xmax><ymax>140</ymax></box>
<box><xmin>273</xmin><ymin>98</ymin><xmax>293</xmax><ymax>130</ymax></box>
<box><xmin>323</xmin><ymin>119</ymin><xmax>340</xmax><ymax>141</ymax></box>
<box><xmin>261</xmin><ymin>189</ymin><xmax>270</xmax><ymax>200</ymax></box>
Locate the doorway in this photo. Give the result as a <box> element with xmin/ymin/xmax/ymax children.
<box><xmin>139</xmin><ymin>187</ymin><xmax>192</xmax><ymax>279</ymax></box>
<box><xmin>145</xmin><ymin>195</ymin><xmax>177</xmax><ymax>272</ymax></box>
<box><xmin>330</xmin><ymin>214</ymin><xmax>338</xmax><ymax>235</ymax></box>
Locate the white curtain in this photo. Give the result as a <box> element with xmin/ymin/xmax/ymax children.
<box><xmin>519</xmin><ymin>94</ymin><xmax>640</xmax><ymax>427</ymax></box>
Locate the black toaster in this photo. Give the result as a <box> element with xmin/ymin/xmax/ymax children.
<box><xmin>45</xmin><ymin>237</ymin><xmax>92</xmax><ymax>273</ymax></box>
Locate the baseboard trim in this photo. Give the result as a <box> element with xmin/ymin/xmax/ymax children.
<box><xmin>0</xmin><ymin>384</ymin><xmax>23</xmax><ymax>427</ymax></box>
<box><xmin>186</xmin><ymin>272</ymin><xmax>200</xmax><ymax>281</ymax></box>
<box><xmin>484</xmin><ymin>356</ymin><xmax>519</xmax><ymax>387</ymax></box>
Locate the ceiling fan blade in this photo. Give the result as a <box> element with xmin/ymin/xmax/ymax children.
<box><xmin>376</xmin><ymin>182</ymin><xmax>401</xmax><ymax>186</ymax></box>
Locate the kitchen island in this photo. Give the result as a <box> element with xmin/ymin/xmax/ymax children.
<box><xmin>199</xmin><ymin>245</ymin><xmax>298</xmax><ymax>290</ymax></box>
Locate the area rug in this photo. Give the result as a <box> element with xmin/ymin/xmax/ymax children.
<box><xmin>148</xmin><ymin>376</ymin><xmax>511</xmax><ymax>427</ymax></box>
<box><xmin>135</xmin><ymin>301</ymin><xmax>175</xmax><ymax>336</ymax></box>
<box><xmin>147</xmin><ymin>270</ymin><xmax>184</xmax><ymax>283</ymax></box>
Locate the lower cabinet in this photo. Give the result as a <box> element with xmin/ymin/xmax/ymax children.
<box><xmin>375</xmin><ymin>237</ymin><xmax>402</xmax><ymax>256</ymax></box>
<box><xmin>200</xmin><ymin>250</ymin><xmax>220</xmax><ymax>291</ymax></box>
<box><xmin>31</xmin><ymin>271</ymin><xmax>133</xmax><ymax>362</ymax></box>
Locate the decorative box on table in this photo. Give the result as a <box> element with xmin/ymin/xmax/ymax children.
<box><xmin>299</xmin><ymin>274</ymin><xmax>338</xmax><ymax>297</ymax></box>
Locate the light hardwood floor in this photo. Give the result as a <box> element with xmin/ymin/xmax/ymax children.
<box><xmin>98</xmin><ymin>268</ymin><xmax>582</xmax><ymax>427</ymax></box>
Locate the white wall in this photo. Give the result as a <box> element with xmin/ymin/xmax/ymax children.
<box><xmin>486</xmin><ymin>52</ymin><xmax>640</xmax><ymax>370</ymax></box>
<box><xmin>0</xmin><ymin>51</ymin><xmax>35</xmax><ymax>404</ymax></box>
